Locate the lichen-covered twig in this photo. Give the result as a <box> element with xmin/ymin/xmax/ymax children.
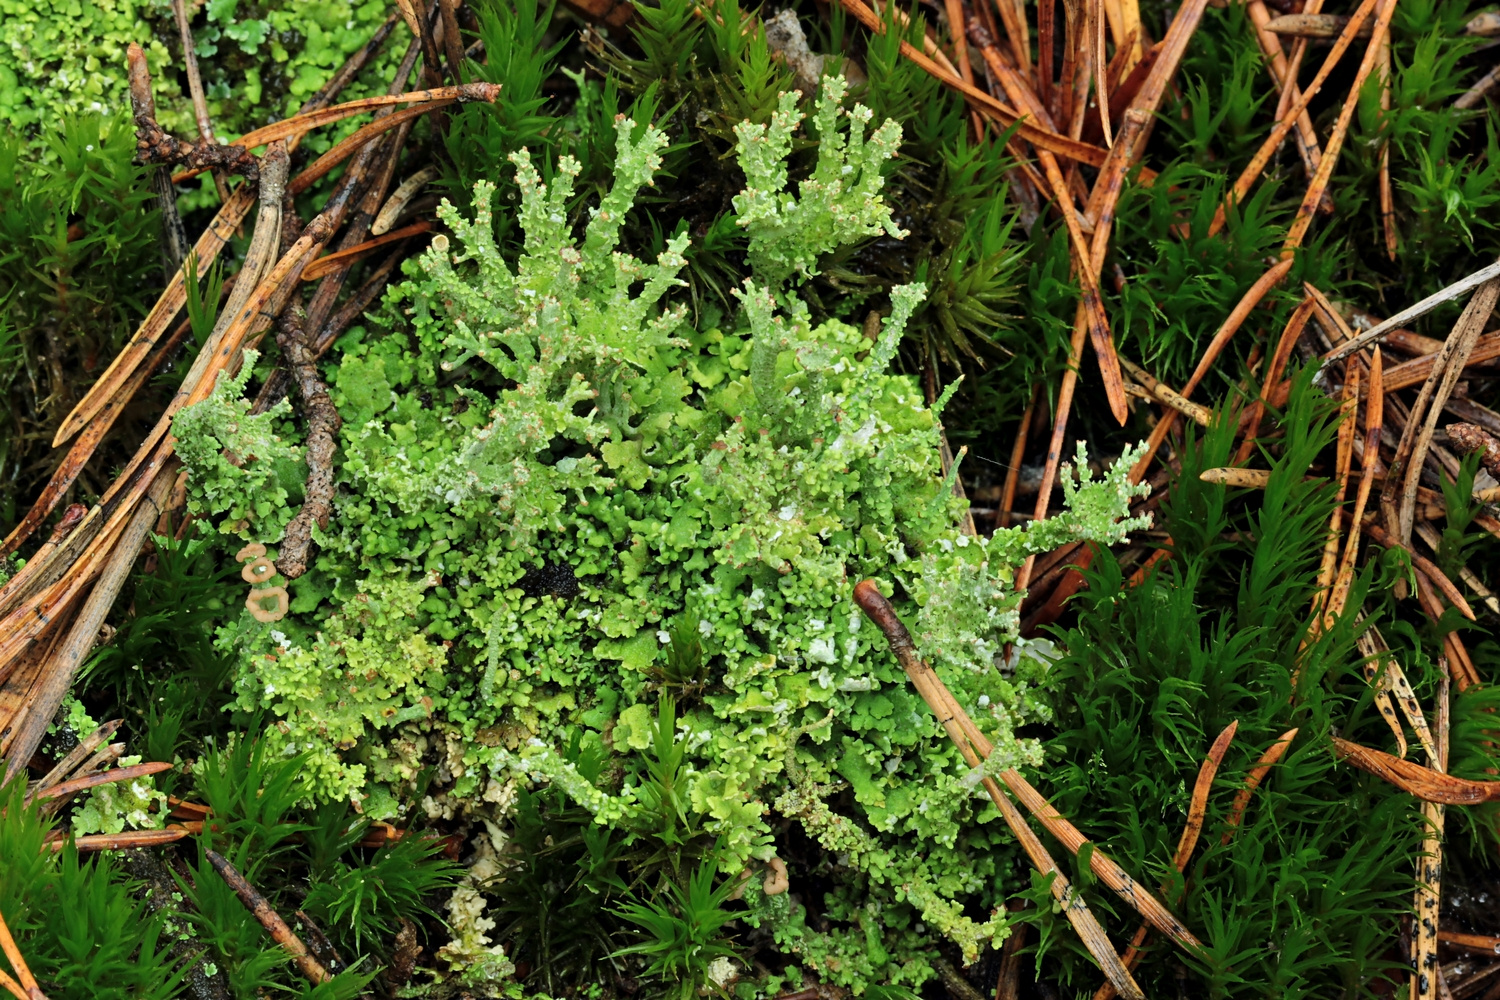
<box><xmin>274</xmin><ymin>308</ymin><xmax>342</xmax><ymax>580</ymax></box>
<box><xmin>205</xmin><ymin>851</ymin><xmax>331</xmax><ymax>984</ymax></box>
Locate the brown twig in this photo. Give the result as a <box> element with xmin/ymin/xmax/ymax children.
<box><xmin>301</xmin><ymin>220</ymin><xmax>433</xmax><ymax>282</ymax></box>
<box><xmin>205</xmin><ymin>850</ymin><xmax>331</xmax><ymax>984</ymax></box>
<box><xmin>1446</xmin><ymin>422</ymin><xmax>1500</xmax><ymax>478</ymax></box>
<box><xmin>273</xmin><ymin>308</ymin><xmax>343</xmax><ymax>581</ymax></box>
<box><xmin>1456</xmin><ymin>62</ymin><xmax>1500</xmax><ymax>110</ymax></box>
<box><xmin>32</xmin><ymin>718</ymin><xmax>122</xmax><ymax>791</ymax></box>
<box><xmin>3</xmin><ymin>467</ymin><xmax>176</xmax><ymax>779</ymax></box>
<box><xmin>26</xmin><ymin>761</ymin><xmax>173</xmax><ymax>804</ymax></box>
<box><xmin>55</xmin><ymin>828</ymin><xmax>191</xmax><ymax>853</ymax></box>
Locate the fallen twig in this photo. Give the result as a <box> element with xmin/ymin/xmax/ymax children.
<box><xmin>206</xmin><ymin>850</ymin><xmax>331</xmax><ymax>984</ymax></box>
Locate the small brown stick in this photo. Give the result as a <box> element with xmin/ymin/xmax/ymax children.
<box><xmin>995</xmin><ymin>911</ymin><xmax>1028</xmax><ymax>1000</ymax></box>
<box><xmin>32</xmin><ymin>718</ymin><xmax>122</xmax><ymax>791</ymax></box>
<box><xmin>1265</xmin><ymin>12</ymin><xmax>1371</xmax><ymax>36</ymax></box>
<box><xmin>1327</xmin><ymin>351</ymin><xmax>1383</xmax><ymax>622</ymax></box>
<box><xmin>52</xmin><ymin>183</ymin><xmax>255</xmax><ymax>449</ymax></box>
<box><xmin>1095</xmin><ymin>721</ymin><xmax>1238</xmax><ymax>1000</ymax></box>
<box><xmin>0</xmin><ymin>906</ymin><xmax>43</xmax><ymax>1000</ymax></box>
<box><xmin>301</xmin><ymin>220</ymin><xmax>433</xmax><ymax>282</ymax></box>
<box><xmin>1325</xmin><ymin>258</ymin><xmax>1500</xmax><ymax>366</ymax></box>
<box><xmin>1416</xmin><ymin>523</ymin><xmax>1500</xmax><ymax>617</ymax></box>
<box><xmin>1209</xmin><ymin>0</ymin><xmax>1379</xmax><ymax>238</ymax></box>
<box><xmin>1369</xmin><ymin>332</ymin><xmax>1500</xmax><ymax>396</ymax></box>
<box><xmin>1446</xmin><ymin>422</ymin><xmax>1500</xmax><ymax>478</ymax></box>
<box><xmin>998</xmin><ymin>387</ymin><xmax>1038</xmax><ymax>529</ymax></box>
<box><xmin>26</xmin><ymin>761</ymin><xmax>173</xmax><ymax>804</ymax></box>
<box><xmin>1389</xmin><ymin>279</ymin><xmax>1500</xmax><ymax>543</ymax></box>
<box><xmin>1311</xmin><ymin>361</ymin><xmax>1360</xmax><ymax>619</ymax></box>
<box><xmin>1332</xmin><ymin>736</ymin><xmax>1500</xmax><ymax>804</ymax></box>
<box><xmin>1412</xmin><ymin>663</ymin><xmax>1449</xmax><ymax>999</ymax></box>
<box><xmin>1219</xmin><ymin>729</ymin><xmax>1297</xmax><ymax>845</ymax></box>
<box><xmin>206</xmin><ymin>850</ymin><xmax>331</xmax><ymax>984</ymax></box>
<box><xmin>127</xmin><ymin>43</ymin><xmax>190</xmax><ymax>276</ymax></box>
<box><xmin>287</xmin><ymin>101</ymin><xmax>449</xmax><ymax>196</ymax></box>
<box><xmin>0</xmin><ymin>969</ymin><xmax>27</xmax><ymax>1000</ymax></box>
<box><xmin>172</xmin><ymin>0</ymin><xmax>233</xmax><ymax>205</ymax></box>
<box><xmin>1456</xmin><ymin>63</ymin><xmax>1500</xmax><ymax>110</ymax></box>
<box><xmin>373</xmin><ymin>165</ymin><xmax>438</xmax><ymax>235</ymax></box>
<box><xmin>312</xmin><ymin>248</ymin><xmax>407</xmax><ymax>359</ymax></box>
<box><xmin>1185</xmin><ymin>258</ymin><xmax>1297</xmax><ymax>399</ymax></box>
<box><xmin>1377</xmin><ymin>0</ymin><xmax>1397</xmax><ymax>258</ymax></box>
<box><xmin>438</xmin><ymin>0</ymin><xmax>467</xmax><ymax>82</ymax></box>
<box><xmin>1410</xmin><ymin>571</ymin><xmax>1480</xmax><ymax>690</ymax></box>
<box><xmin>1281</xmin><ymin>0</ymin><xmax>1401</xmax><ymax>253</ymax></box>
<box><xmin>274</xmin><ymin>308</ymin><xmax>343</xmax><ymax>581</ymax></box>
<box><xmin>1442</xmin><ymin>932</ymin><xmax>1500</xmax><ymax>956</ymax></box>
<box><xmin>990</xmin><ymin>0</ymin><xmax>1033</xmax><ymax>78</ymax></box>
<box><xmin>170</xmin><ymin>83</ymin><xmax>500</xmax><ymax>172</ymax></box>
<box><xmin>54</xmin><ymin>828</ymin><xmax>190</xmax><ymax>853</ymax></box>
<box><xmin>1129</xmin><ymin>258</ymin><xmax>1295</xmax><ymax>484</ymax></box>
<box><xmin>852</xmin><ymin>582</ymin><xmax>1150</xmax><ymax>998</ymax></box>
<box><xmin>1038</xmin><ymin>0</ymin><xmax>1057</xmax><ymax>111</ymax></box>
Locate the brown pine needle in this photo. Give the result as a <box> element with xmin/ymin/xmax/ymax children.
<box><xmin>1332</xmin><ymin>737</ymin><xmax>1500</xmax><ymax>804</ymax></box>
<box><xmin>1236</xmin><ymin>297</ymin><xmax>1317</xmax><ymax>464</ymax></box>
<box><xmin>302</xmin><ymin>220</ymin><xmax>434</xmax><ymax>282</ymax></box>
<box><xmin>854</xmin><ymin>581</ymin><xmax>1203</xmax><ymax>963</ymax></box>
<box><xmin>837</xmin><ymin>0</ymin><xmax>1113</xmax><ymax>167</ymax></box>
<box><xmin>52</xmin><ymin>184</ymin><xmax>256</xmax><ymax>449</ymax></box>
<box><xmin>1281</xmin><ymin>0</ymin><xmax>1401</xmax><ymax>253</ymax></box>
<box><xmin>1210</xmin><ymin>0</ymin><xmax>1379</xmax><ymax>238</ymax></box>
<box><xmin>0</xmin><ymin>906</ymin><xmax>43</xmax><ymax>1000</ymax></box>
<box><xmin>1221</xmin><ymin>729</ymin><xmax>1298</xmax><ymax>845</ymax></box>
<box><xmin>1096</xmin><ymin>721</ymin><xmax>1238</xmax><ymax>1000</ymax></box>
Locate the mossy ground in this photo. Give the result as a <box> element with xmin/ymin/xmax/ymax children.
<box><xmin>2</xmin><ymin>0</ymin><xmax>1500</xmax><ymax>998</ymax></box>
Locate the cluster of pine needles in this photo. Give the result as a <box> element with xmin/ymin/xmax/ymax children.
<box><xmin>2</xmin><ymin>0</ymin><xmax>1500</xmax><ymax>996</ymax></box>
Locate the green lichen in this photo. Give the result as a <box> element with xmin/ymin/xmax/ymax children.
<box><xmin>175</xmin><ymin>81</ymin><xmax>1149</xmax><ymax>985</ymax></box>
<box><xmin>71</xmin><ymin>754</ymin><xmax>170</xmax><ymax>836</ymax></box>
